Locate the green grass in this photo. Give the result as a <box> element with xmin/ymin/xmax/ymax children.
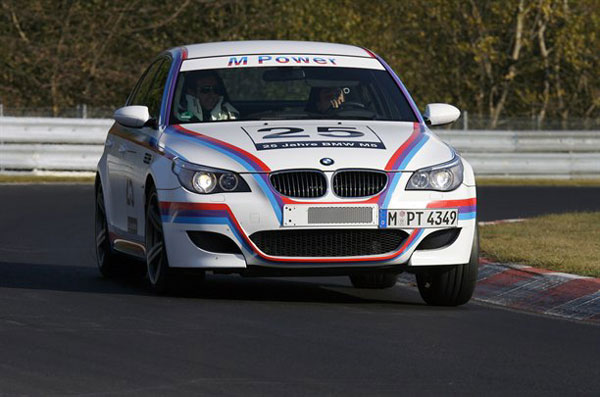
<box><xmin>0</xmin><ymin>174</ymin><xmax>95</xmax><ymax>183</ymax></box>
<box><xmin>480</xmin><ymin>212</ymin><xmax>600</xmax><ymax>277</ymax></box>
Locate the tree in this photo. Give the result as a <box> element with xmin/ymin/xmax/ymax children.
<box><xmin>0</xmin><ymin>0</ymin><xmax>597</xmax><ymax>126</ymax></box>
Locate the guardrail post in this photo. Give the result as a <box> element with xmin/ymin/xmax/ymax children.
<box><xmin>82</xmin><ymin>104</ymin><xmax>87</xmax><ymax>119</ymax></box>
<box><xmin>463</xmin><ymin>110</ymin><xmax>468</xmax><ymax>130</ymax></box>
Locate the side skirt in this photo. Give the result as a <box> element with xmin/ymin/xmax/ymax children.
<box><xmin>113</xmin><ymin>238</ymin><xmax>146</xmax><ymax>259</ymax></box>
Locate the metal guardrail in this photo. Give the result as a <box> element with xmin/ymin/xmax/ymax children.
<box><xmin>0</xmin><ymin>117</ymin><xmax>110</xmax><ymax>172</ymax></box>
<box><xmin>0</xmin><ymin>117</ymin><xmax>110</xmax><ymax>144</ymax></box>
<box><xmin>1</xmin><ymin>144</ymin><xmax>104</xmax><ymax>171</ymax></box>
<box><xmin>434</xmin><ymin>130</ymin><xmax>600</xmax><ymax>177</ymax></box>
<box><xmin>436</xmin><ymin>130</ymin><xmax>600</xmax><ymax>153</ymax></box>
<box><xmin>1</xmin><ymin>117</ymin><xmax>599</xmax><ymax>177</ymax></box>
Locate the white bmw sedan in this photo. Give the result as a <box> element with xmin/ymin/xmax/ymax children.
<box><xmin>95</xmin><ymin>41</ymin><xmax>478</xmax><ymax>305</ymax></box>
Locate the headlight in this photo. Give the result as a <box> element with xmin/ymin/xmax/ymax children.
<box><xmin>406</xmin><ymin>156</ymin><xmax>463</xmax><ymax>191</ymax></box>
<box><xmin>219</xmin><ymin>173</ymin><xmax>239</xmax><ymax>191</ymax></box>
<box><xmin>192</xmin><ymin>172</ymin><xmax>217</xmax><ymax>193</ymax></box>
<box><xmin>172</xmin><ymin>158</ymin><xmax>250</xmax><ymax>194</ymax></box>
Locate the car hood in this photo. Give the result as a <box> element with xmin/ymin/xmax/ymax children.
<box><xmin>164</xmin><ymin>120</ymin><xmax>454</xmax><ymax>173</ymax></box>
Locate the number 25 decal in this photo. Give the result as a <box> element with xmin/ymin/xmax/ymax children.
<box><xmin>317</xmin><ymin>126</ymin><xmax>364</xmax><ymax>138</ymax></box>
<box><xmin>259</xmin><ymin>126</ymin><xmax>365</xmax><ymax>139</ymax></box>
<box><xmin>259</xmin><ymin>127</ymin><xmax>308</xmax><ymax>139</ymax></box>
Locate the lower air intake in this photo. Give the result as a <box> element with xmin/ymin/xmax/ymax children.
<box><xmin>415</xmin><ymin>228</ymin><xmax>460</xmax><ymax>250</ymax></box>
<box><xmin>249</xmin><ymin>229</ymin><xmax>409</xmax><ymax>257</ymax></box>
<box><xmin>187</xmin><ymin>231</ymin><xmax>242</xmax><ymax>254</ymax></box>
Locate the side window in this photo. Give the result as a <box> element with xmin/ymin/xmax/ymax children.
<box><xmin>129</xmin><ymin>60</ymin><xmax>163</xmax><ymax>107</ymax></box>
<box><xmin>146</xmin><ymin>59</ymin><xmax>171</xmax><ymax>121</ymax></box>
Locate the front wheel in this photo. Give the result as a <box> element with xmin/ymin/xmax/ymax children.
<box><xmin>416</xmin><ymin>226</ymin><xmax>479</xmax><ymax>306</ymax></box>
<box><xmin>145</xmin><ymin>188</ymin><xmax>175</xmax><ymax>294</ymax></box>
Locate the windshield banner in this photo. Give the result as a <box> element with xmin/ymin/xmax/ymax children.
<box><xmin>181</xmin><ymin>54</ymin><xmax>385</xmax><ymax>71</ymax></box>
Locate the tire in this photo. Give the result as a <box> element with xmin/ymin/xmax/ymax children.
<box><xmin>416</xmin><ymin>225</ymin><xmax>479</xmax><ymax>306</ymax></box>
<box><xmin>349</xmin><ymin>272</ymin><xmax>398</xmax><ymax>289</ymax></box>
<box><xmin>95</xmin><ymin>183</ymin><xmax>119</xmax><ymax>277</ymax></box>
<box><xmin>145</xmin><ymin>188</ymin><xmax>175</xmax><ymax>294</ymax></box>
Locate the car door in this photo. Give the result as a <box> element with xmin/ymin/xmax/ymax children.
<box><xmin>107</xmin><ymin>59</ymin><xmax>163</xmax><ymax>238</ymax></box>
<box><xmin>126</xmin><ymin>57</ymin><xmax>172</xmax><ymax>242</ymax></box>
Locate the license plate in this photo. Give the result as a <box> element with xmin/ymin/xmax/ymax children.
<box><xmin>283</xmin><ymin>204</ymin><xmax>378</xmax><ymax>227</ymax></box>
<box><xmin>382</xmin><ymin>209</ymin><xmax>458</xmax><ymax>228</ymax></box>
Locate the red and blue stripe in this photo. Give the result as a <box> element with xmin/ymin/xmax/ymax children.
<box><xmin>379</xmin><ymin>123</ymin><xmax>429</xmax><ymax>208</ymax></box>
<box><xmin>160</xmin><ymin>202</ymin><xmax>253</xmax><ymax>252</ymax></box>
<box><xmin>427</xmin><ymin>198</ymin><xmax>477</xmax><ymax>220</ymax></box>
<box><xmin>168</xmin><ymin>125</ymin><xmax>285</xmax><ymax>223</ymax></box>
<box><xmin>168</xmin><ymin>122</ymin><xmax>431</xmax><ymax>222</ymax></box>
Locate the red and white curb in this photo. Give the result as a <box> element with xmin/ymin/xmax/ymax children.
<box><xmin>397</xmin><ymin>259</ymin><xmax>600</xmax><ymax>323</ymax></box>
<box><xmin>475</xmin><ymin>259</ymin><xmax>600</xmax><ymax>323</ymax></box>
<box><xmin>395</xmin><ymin>218</ymin><xmax>600</xmax><ymax>321</ymax></box>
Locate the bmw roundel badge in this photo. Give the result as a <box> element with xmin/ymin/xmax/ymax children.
<box><xmin>320</xmin><ymin>158</ymin><xmax>334</xmax><ymax>166</ymax></box>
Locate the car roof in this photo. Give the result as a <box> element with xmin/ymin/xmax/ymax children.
<box><xmin>180</xmin><ymin>40</ymin><xmax>372</xmax><ymax>59</ymax></box>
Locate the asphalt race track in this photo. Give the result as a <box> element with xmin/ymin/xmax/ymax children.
<box><xmin>478</xmin><ymin>185</ymin><xmax>600</xmax><ymax>220</ymax></box>
<box><xmin>1</xmin><ymin>184</ymin><xmax>599</xmax><ymax>395</ymax></box>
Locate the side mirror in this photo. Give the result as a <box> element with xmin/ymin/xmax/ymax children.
<box><xmin>423</xmin><ymin>103</ymin><xmax>461</xmax><ymax>126</ymax></box>
<box><xmin>114</xmin><ymin>105</ymin><xmax>151</xmax><ymax>128</ymax></box>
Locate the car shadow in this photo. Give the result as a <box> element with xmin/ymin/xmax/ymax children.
<box><xmin>0</xmin><ymin>260</ymin><xmax>426</xmax><ymax>307</ymax></box>
<box><xmin>0</xmin><ymin>260</ymin><xmax>150</xmax><ymax>295</ymax></box>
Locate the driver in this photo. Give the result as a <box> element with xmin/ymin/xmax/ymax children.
<box><xmin>306</xmin><ymin>87</ymin><xmax>346</xmax><ymax>114</ymax></box>
<box><xmin>178</xmin><ymin>71</ymin><xmax>239</xmax><ymax>122</ymax></box>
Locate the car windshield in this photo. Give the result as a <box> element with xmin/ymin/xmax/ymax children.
<box><xmin>170</xmin><ymin>66</ymin><xmax>418</xmax><ymax>124</ymax></box>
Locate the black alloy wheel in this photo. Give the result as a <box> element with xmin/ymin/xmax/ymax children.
<box><xmin>95</xmin><ymin>183</ymin><xmax>117</xmax><ymax>277</ymax></box>
<box><xmin>416</xmin><ymin>225</ymin><xmax>480</xmax><ymax>306</ymax></box>
<box><xmin>145</xmin><ymin>189</ymin><xmax>174</xmax><ymax>293</ymax></box>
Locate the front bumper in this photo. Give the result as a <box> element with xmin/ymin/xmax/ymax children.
<box><xmin>158</xmin><ymin>172</ymin><xmax>477</xmax><ymax>270</ymax></box>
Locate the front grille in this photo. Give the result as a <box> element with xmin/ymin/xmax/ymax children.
<box><xmin>333</xmin><ymin>170</ymin><xmax>387</xmax><ymax>197</ymax></box>
<box><xmin>270</xmin><ymin>171</ymin><xmax>326</xmax><ymax>198</ymax></box>
<box><xmin>249</xmin><ymin>229</ymin><xmax>409</xmax><ymax>257</ymax></box>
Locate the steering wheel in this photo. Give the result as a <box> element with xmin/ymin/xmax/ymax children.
<box><xmin>336</xmin><ymin>101</ymin><xmax>367</xmax><ymax>110</ymax></box>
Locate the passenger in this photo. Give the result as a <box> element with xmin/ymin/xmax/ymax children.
<box><xmin>178</xmin><ymin>71</ymin><xmax>239</xmax><ymax>122</ymax></box>
<box><xmin>306</xmin><ymin>87</ymin><xmax>346</xmax><ymax>114</ymax></box>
